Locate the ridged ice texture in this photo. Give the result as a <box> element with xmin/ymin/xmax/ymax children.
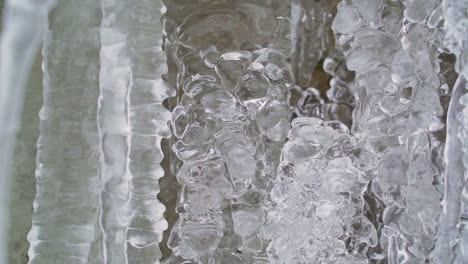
<box><xmin>163</xmin><ymin>1</ymin><xmax>292</xmax><ymax>262</ymax></box>
<box><xmin>438</xmin><ymin>76</ymin><xmax>466</xmax><ymax>264</ymax></box>
<box><xmin>265</xmin><ymin>117</ymin><xmax>374</xmax><ymax>263</ymax></box>
<box><xmin>98</xmin><ymin>0</ymin><xmax>173</xmax><ymax>263</ymax></box>
<box><xmin>333</xmin><ymin>0</ymin><xmax>447</xmax><ymax>262</ymax></box>
<box><xmin>27</xmin><ymin>1</ymin><xmax>102</xmax><ymax>263</ymax></box>
<box><xmin>0</xmin><ymin>1</ymin><xmax>53</xmax><ymax>263</ymax></box>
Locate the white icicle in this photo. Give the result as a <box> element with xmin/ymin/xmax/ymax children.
<box><xmin>27</xmin><ymin>1</ymin><xmax>102</xmax><ymax>263</ymax></box>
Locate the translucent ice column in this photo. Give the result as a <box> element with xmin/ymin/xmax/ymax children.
<box><xmin>98</xmin><ymin>0</ymin><xmax>173</xmax><ymax>263</ymax></box>
<box><xmin>332</xmin><ymin>0</ymin><xmax>446</xmax><ymax>262</ymax></box>
<box><xmin>439</xmin><ymin>0</ymin><xmax>468</xmax><ymax>262</ymax></box>
<box><xmin>27</xmin><ymin>1</ymin><xmax>102</xmax><ymax>263</ymax></box>
<box><xmin>163</xmin><ymin>1</ymin><xmax>292</xmax><ymax>262</ymax></box>
<box><xmin>0</xmin><ymin>1</ymin><xmax>53</xmax><ymax>263</ymax></box>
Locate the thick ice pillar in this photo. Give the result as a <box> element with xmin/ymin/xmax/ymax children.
<box><xmin>27</xmin><ymin>1</ymin><xmax>102</xmax><ymax>263</ymax></box>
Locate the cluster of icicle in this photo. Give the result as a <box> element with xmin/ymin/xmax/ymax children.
<box><xmin>331</xmin><ymin>0</ymin><xmax>463</xmax><ymax>263</ymax></box>
<box><xmin>162</xmin><ymin>1</ymin><xmax>293</xmax><ymax>263</ymax></box>
<box><xmin>0</xmin><ymin>0</ymin><xmax>467</xmax><ymax>263</ymax></box>
<box><xmin>27</xmin><ymin>0</ymin><xmax>172</xmax><ymax>263</ymax></box>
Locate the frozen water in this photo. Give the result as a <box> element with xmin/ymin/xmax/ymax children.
<box><xmin>2</xmin><ymin>0</ymin><xmax>466</xmax><ymax>263</ymax></box>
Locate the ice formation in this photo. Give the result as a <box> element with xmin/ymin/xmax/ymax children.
<box><xmin>27</xmin><ymin>1</ymin><xmax>102</xmax><ymax>263</ymax></box>
<box><xmin>0</xmin><ymin>0</ymin><xmax>466</xmax><ymax>263</ymax></box>
<box><xmin>332</xmin><ymin>0</ymin><xmax>447</xmax><ymax>262</ymax></box>
<box><xmin>27</xmin><ymin>0</ymin><xmax>172</xmax><ymax>263</ymax></box>
<box><xmin>162</xmin><ymin>1</ymin><xmax>292</xmax><ymax>262</ymax></box>
<box><xmin>0</xmin><ymin>0</ymin><xmax>54</xmax><ymax>263</ymax></box>
<box><xmin>98</xmin><ymin>0</ymin><xmax>171</xmax><ymax>262</ymax></box>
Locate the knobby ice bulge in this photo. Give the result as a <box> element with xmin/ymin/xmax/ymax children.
<box><xmin>0</xmin><ymin>0</ymin><xmax>467</xmax><ymax>263</ymax></box>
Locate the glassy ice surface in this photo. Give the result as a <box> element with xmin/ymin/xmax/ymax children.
<box><xmin>0</xmin><ymin>0</ymin><xmax>466</xmax><ymax>263</ymax></box>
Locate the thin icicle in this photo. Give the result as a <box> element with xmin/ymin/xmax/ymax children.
<box><xmin>125</xmin><ymin>0</ymin><xmax>173</xmax><ymax>262</ymax></box>
<box><xmin>27</xmin><ymin>1</ymin><xmax>102</xmax><ymax>263</ymax></box>
<box><xmin>436</xmin><ymin>76</ymin><xmax>466</xmax><ymax>263</ymax></box>
<box><xmin>98</xmin><ymin>0</ymin><xmax>133</xmax><ymax>263</ymax></box>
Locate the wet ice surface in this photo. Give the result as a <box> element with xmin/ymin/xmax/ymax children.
<box><xmin>1</xmin><ymin>0</ymin><xmax>467</xmax><ymax>263</ymax></box>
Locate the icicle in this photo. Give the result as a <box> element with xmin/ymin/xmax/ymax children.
<box><xmin>440</xmin><ymin>0</ymin><xmax>468</xmax><ymax>262</ymax></box>
<box><xmin>98</xmin><ymin>0</ymin><xmax>173</xmax><ymax>263</ymax></box>
<box><xmin>436</xmin><ymin>76</ymin><xmax>466</xmax><ymax>263</ymax></box>
<box><xmin>124</xmin><ymin>0</ymin><xmax>173</xmax><ymax>262</ymax></box>
<box><xmin>0</xmin><ymin>0</ymin><xmax>53</xmax><ymax>263</ymax></box>
<box><xmin>27</xmin><ymin>1</ymin><xmax>102</xmax><ymax>263</ymax></box>
<box><xmin>98</xmin><ymin>0</ymin><xmax>132</xmax><ymax>262</ymax></box>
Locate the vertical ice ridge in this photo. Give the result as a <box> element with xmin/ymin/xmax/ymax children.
<box><xmin>436</xmin><ymin>76</ymin><xmax>465</xmax><ymax>263</ymax></box>
<box><xmin>439</xmin><ymin>0</ymin><xmax>468</xmax><ymax>261</ymax></box>
<box><xmin>98</xmin><ymin>0</ymin><xmax>173</xmax><ymax>263</ymax></box>
<box><xmin>125</xmin><ymin>1</ymin><xmax>173</xmax><ymax>263</ymax></box>
<box><xmin>98</xmin><ymin>0</ymin><xmax>132</xmax><ymax>263</ymax></box>
<box><xmin>27</xmin><ymin>1</ymin><xmax>102</xmax><ymax>263</ymax></box>
<box><xmin>0</xmin><ymin>1</ymin><xmax>53</xmax><ymax>263</ymax></box>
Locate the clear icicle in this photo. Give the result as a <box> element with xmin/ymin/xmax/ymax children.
<box><xmin>124</xmin><ymin>0</ymin><xmax>173</xmax><ymax>263</ymax></box>
<box><xmin>436</xmin><ymin>76</ymin><xmax>466</xmax><ymax>263</ymax></box>
<box><xmin>0</xmin><ymin>0</ymin><xmax>53</xmax><ymax>263</ymax></box>
<box><xmin>98</xmin><ymin>0</ymin><xmax>132</xmax><ymax>263</ymax></box>
<box><xmin>27</xmin><ymin>1</ymin><xmax>102</xmax><ymax>263</ymax></box>
<box><xmin>98</xmin><ymin>0</ymin><xmax>173</xmax><ymax>263</ymax></box>
<box><xmin>436</xmin><ymin>0</ymin><xmax>468</xmax><ymax>262</ymax></box>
